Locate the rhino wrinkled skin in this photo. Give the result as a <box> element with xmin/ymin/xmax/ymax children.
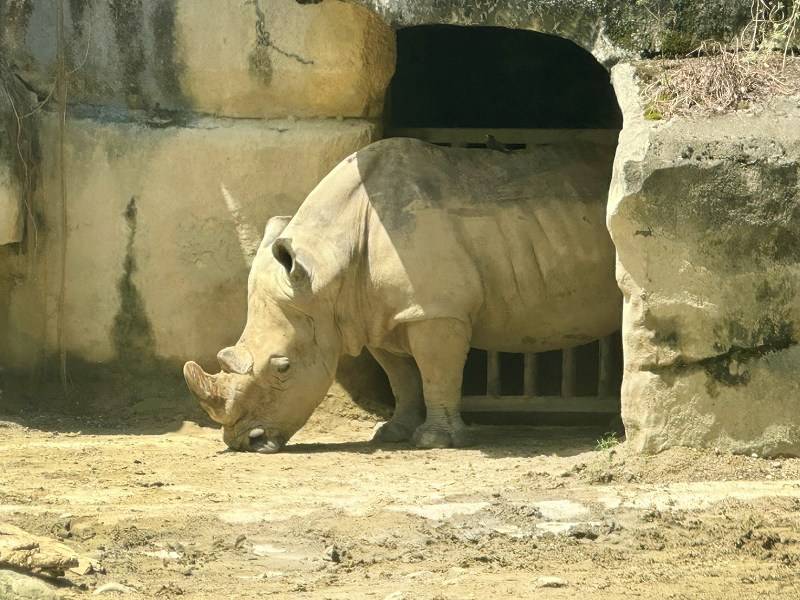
<box><xmin>184</xmin><ymin>137</ymin><xmax>621</xmax><ymax>452</ymax></box>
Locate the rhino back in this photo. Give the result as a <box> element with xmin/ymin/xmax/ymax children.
<box><xmin>356</xmin><ymin>138</ymin><xmax>620</xmax><ymax>353</ymax></box>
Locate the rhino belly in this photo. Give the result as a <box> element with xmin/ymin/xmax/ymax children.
<box><xmin>466</xmin><ymin>201</ymin><xmax>620</xmax><ymax>353</ymax></box>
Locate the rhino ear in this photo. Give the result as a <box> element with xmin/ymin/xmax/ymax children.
<box><xmin>272</xmin><ymin>238</ymin><xmax>309</xmax><ymax>286</ymax></box>
<box><xmin>261</xmin><ymin>216</ymin><xmax>292</xmax><ymax>249</ymax></box>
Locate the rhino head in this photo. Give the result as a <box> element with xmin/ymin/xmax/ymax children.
<box><xmin>183</xmin><ymin>215</ymin><xmax>342</xmax><ymax>453</ymax></box>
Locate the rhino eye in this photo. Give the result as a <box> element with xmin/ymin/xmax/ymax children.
<box><xmin>269</xmin><ymin>355</ymin><xmax>291</xmax><ymax>373</ymax></box>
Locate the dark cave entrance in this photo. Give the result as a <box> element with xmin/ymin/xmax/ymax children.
<box><xmin>385</xmin><ymin>25</ymin><xmax>622</xmax><ymax>130</ymax></box>
<box><xmin>384</xmin><ymin>25</ymin><xmax>624</xmax><ymax>428</ymax></box>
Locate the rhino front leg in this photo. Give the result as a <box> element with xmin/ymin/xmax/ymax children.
<box><xmin>369</xmin><ymin>347</ymin><xmax>425</xmax><ymax>442</ymax></box>
<box><xmin>407</xmin><ymin>319</ymin><xmax>473</xmax><ymax>449</ymax></box>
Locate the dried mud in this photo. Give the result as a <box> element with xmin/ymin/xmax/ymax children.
<box><xmin>1</xmin><ymin>410</ymin><xmax>800</xmax><ymax>599</ymax></box>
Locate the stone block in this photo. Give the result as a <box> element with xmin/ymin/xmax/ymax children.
<box><xmin>1</xmin><ymin>112</ymin><xmax>376</xmax><ymax>369</ymax></box>
<box><xmin>608</xmin><ymin>63</ymin><xmax>800</xmax><ymax>456</ymax></box>
<box><xmin>3</xmin><ymin>0</ymin><xmax>395</xmax><ymax>119</ymax></box>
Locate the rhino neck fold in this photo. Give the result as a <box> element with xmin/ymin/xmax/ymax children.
<box><xmin>332</xmin><ymin>186</ymin><xmax>373</xmax><ymax>357</ymax></box>
<box><xmin>286</xmin><ymin>161</ymin><xmax>372</xmax><ymax>357</ymax></box>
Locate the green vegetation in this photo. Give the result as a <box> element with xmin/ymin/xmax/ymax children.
<box><xmin>595</xmin><ymin>432</ymin><xmax>620</xmax><ymax>452</ymax></box>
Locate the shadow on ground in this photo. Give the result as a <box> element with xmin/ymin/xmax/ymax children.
<box><xmin>283</xmin><ymin>425</ymin><xmax>614</xmax><ymax>459</ymax></box>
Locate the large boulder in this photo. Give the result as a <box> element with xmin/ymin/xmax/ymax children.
<box><xmin>608</xmin><ymin>64</ymin><xmax>800</xmax><ymax>456</ymax></box>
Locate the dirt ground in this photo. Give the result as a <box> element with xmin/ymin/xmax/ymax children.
<box><xmin>2</xmin><ymin>403</ymin><xmax>800</xmax><ymax>600</ymax></box>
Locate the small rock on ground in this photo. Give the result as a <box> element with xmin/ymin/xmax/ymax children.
<box><xmin>534</xmin><ymin>576</ymin><xmax>568</xmax><ymax>588</ymax></box>
<box><xmin>93</xmin><ymin>582</ymin><xmax>134</xmax><ymax>595</ymax></box>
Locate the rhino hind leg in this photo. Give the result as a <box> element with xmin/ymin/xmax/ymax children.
<box><xmin>368</xmin><ymin>347</ymin><xmax>425</xmax><ymax>443</ymax></box>
<box><xmin>406</xmin><ymin>319</ymin><xmax>474</xmax><ymax>449</ymax></box>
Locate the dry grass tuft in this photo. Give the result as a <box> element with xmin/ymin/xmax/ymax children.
<box><xmin>641</xmin><ymin>0</ymin><xmax>800</xmax><ymax>120</ymax></box>
<box><xmin>640</xmin><ymin>48</ymin><xmax>800</xmax><ymax>120</ymax></box>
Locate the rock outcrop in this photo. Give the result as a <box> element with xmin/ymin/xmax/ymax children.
<box><xmin>609</xmin><ymin>64</ymin><xmax>800</xmax><ymax>455</ymax></box>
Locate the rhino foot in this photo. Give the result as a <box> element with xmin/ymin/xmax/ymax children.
<box><xmin>412</xmin><ymin>424</ymin><xmax>473</xmax><ymax>449</ymax></box>
<box><xmin>372</xmin><ymin>418</ymin><xmax>421</xmax><ymax>443</ymax></box>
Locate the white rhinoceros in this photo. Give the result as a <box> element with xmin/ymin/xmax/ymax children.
<box><xmin>183</xmin><ymin>137</ymin><xmax>621</xmax><ymax>452</ymax></box>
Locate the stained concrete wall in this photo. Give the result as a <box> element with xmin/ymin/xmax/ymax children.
<box><xmin>0</xmin><ymin>114</ymin><xmax>376</xmax><ymax>370</ymax></box>
<box><xmin>608</xmin><ymin>65</ymin><xmax>800</xmax><ymax>456</ymax></box>
<box><xmin>2</xmin><ymin>0</ymin><xmax>395</xmax><ymax>119</ymax></box>
<box><xmin>0</xmin><ymin>1</ymin><xmax>395</xmax><ymax>408</ymax></box>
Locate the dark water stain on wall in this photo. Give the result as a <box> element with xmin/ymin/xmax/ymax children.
<box><xmin>112</xmin><ymin>197</ymin><xmax>157</xmax><ymax>370</ymax></box>
<box><xmin>108</xmin><ymin>0</ymin><xmax>148</xmax><ymax>108</ymax></box>
<box><xmin>0</xmin><ymin>0</ymin><xmax>34</xmax><ymax>51</ymax></box>
<box><xmin>150</xmin><ymin>0</ymin><xmax>188</xmax><ymax>108</ymax></box>
<box><xmin>68</xmin><ymin>0</ymin><xmax>87</xmax><ymax>39</ymax></box>
<box><xmin>248</xmin><ymin>0</ymin><xmax>273</xmax><ymax>84</ymax></box>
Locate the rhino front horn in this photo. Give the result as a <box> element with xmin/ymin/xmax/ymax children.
<box><xmin>183</xmin><ymin>361</ymin><xmax>227</xmax><ymax>423</ymax></box>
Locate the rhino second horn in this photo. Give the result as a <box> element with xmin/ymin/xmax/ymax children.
<box><xmin>217</xmin><ymin>346</ymin><xmax>254</xmax><ymax>375</ymax></box>
<box><xmin>249</xmin><ymin>427</ymin><xmax>265</xmax><ymax>439</ymax></box>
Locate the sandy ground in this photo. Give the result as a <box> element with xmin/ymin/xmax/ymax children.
<box><xmin>2</xmin><ymin>409</ymin><xmax>800</xmax><ymax>600</ymax></box>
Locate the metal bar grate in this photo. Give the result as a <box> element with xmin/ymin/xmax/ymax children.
<box><xmin>462</xmin><ymin>334</ymin><xmax>620</xmax><ymax>414</ymax></box>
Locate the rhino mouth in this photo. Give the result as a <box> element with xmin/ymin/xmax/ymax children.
<box><xmin>245</xmin><ymin>427</ymin><xmax>283</xmax><ymax>454</ymax></box>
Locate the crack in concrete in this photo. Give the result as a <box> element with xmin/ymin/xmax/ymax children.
<box><xmin>249</xmin><ymin>0</ymin><xmax>314</xmax><ymax>67</ymax></box>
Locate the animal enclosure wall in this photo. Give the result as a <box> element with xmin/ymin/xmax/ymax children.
<box><xmin>0</xmin><ymin>0</ymin><xmax>396</xmax><ymax>410</ymax></box>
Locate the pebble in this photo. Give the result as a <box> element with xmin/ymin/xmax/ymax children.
<box><xmin>322</xmin><ymin>545</ymin><xmax>342</xmax><ymax>563</ymax></box>
<box><xmin>383</xmin><ymin>592</ymin><xmax>408</xmax><ymax>600</ymax></box>
<box><xmin>534</xmin><ymin>576</ymin><xmax>568</xmax><ymax>588</ymax></box>
<box><xmin>68</xmin><ymin>557</ymin><xmax>94</xmax><ymax>576</ymax></box>
<box><xmin>93</xmin><ymin>582</ymin><xmax>133</xmax><ymax>595</ymax></box>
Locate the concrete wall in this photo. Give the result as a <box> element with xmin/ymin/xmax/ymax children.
<box><xmin>2</xmin><ymin>0</ymin><xmax>395</xmax><ymax>119</ymax></box>
<box><xmin>0</xmin><ymin>0</ymin><xmax>395</xmax><ymax>406</ymax></box>
<box><xmin>1</xmin><ymin>114</ymin><xmax>376</xmax><ymax>370</ymax></box>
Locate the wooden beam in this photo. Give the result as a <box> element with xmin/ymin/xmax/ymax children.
<box><xmin>462</xmin><ymin>395</ymin><xmax>619</xmax><ymax>414</ymax></box>
<box><xmin>561</xmin><ymin>348</ymin><xmax>576</xmax><ymax>398</ymax></box>
<box><xmin>523</xmin><ymin>353</ymin><xmax>538</xmax><ymax>397</ymax></box>
<box><xmin>486</xmin><ymin>351</ymin><xmax>500</xmax><ymax>397</ymax></box>
<box><xmin>384</xmin><ymin>127</ymin><xmax>620</xmax><ymax>147</ymax></box>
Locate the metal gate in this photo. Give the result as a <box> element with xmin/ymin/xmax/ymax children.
<box><xmin>461</xmin><ymin>340</ymin><xmax>620</xmax><ymax>414</ymax></box>
<box><xmin>386</xmin><ymin>127</ymin><xmax>621</xmax><ymax>415</ymax></box>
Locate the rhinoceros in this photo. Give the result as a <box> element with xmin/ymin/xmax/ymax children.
<box><xmin>183</xmin><ymin>137</ymin><xmax>621</xmax><ymax>452</ymax></box>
